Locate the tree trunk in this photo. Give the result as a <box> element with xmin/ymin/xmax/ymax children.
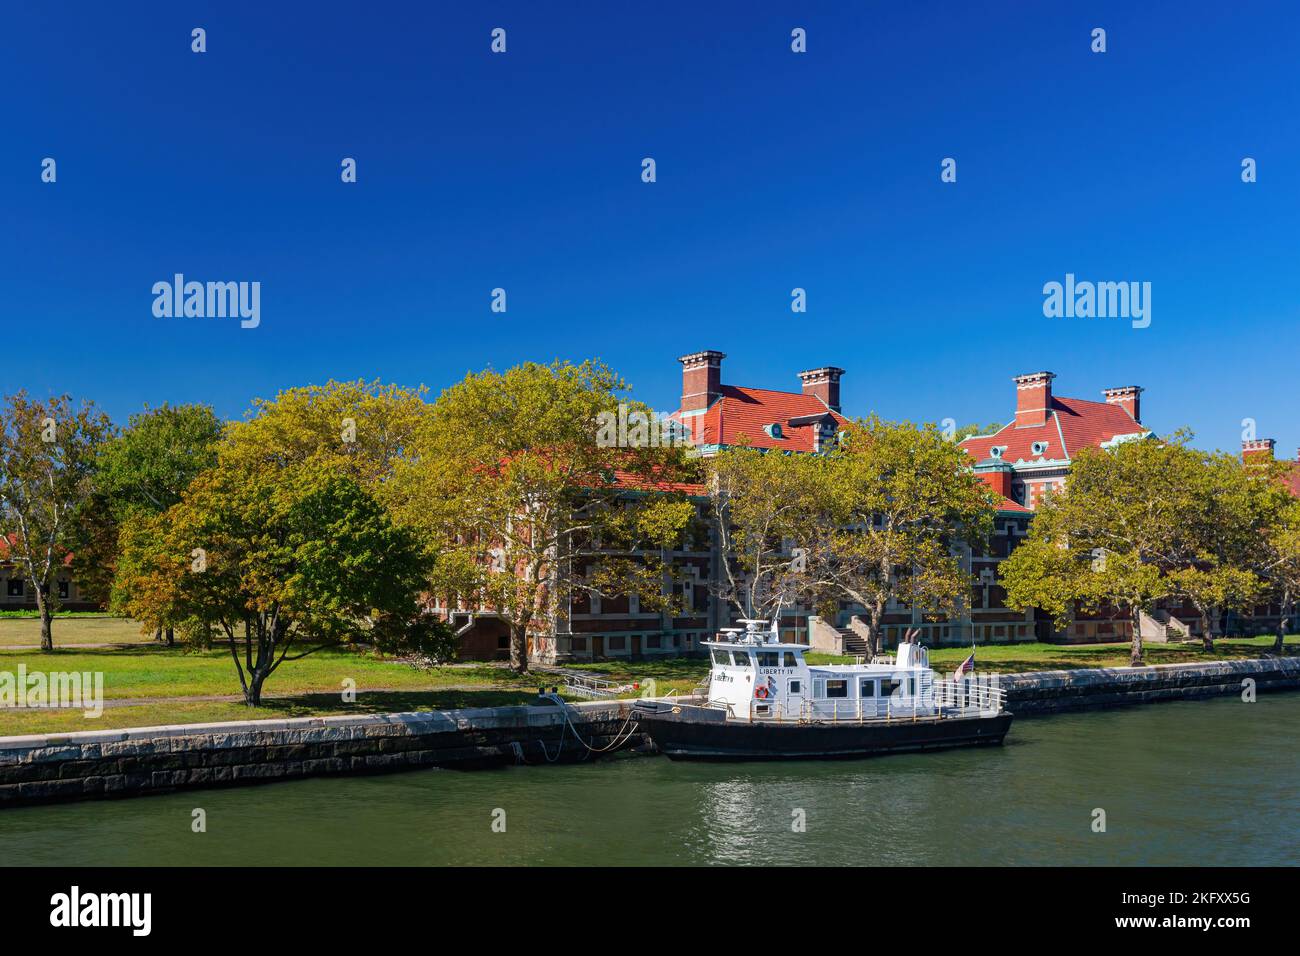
<box><xmin>154</xmin><ymin>627</ymin><xmax>163</xmax><ymax>643</ymax></box>
<box><xmin>245</xmin><ymin>670</ymin><xmax>267</xmax><ymax>706</ymax></box>
<box><xmin>37</xmin><ymin>585</ymin><xmax>53</xmax><ymax>652</ymax></box>
<box><xmin>1129</xmin><ymin>608</ymin><xmax>1145</xmax><ymax>666</ymax></box>
<box><xmin>511</xmin><ymin>623</ymin><xmax>530</xmax><ymax>674</ymax></box>
<box><xmin>1200</xmin><ymin>610</ymin><xmax>1215</xmax><ymax>653</ymax></box>
<box><xmin>165</xmin><ymin>627</ymin><xmax>175</xmax><ymax>646</ymax></box>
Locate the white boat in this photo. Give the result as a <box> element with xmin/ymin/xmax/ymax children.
<box><xmin>634</xmin><ymin>619</ymin><xmax>1012</xmax><ymax>760</ymax></box>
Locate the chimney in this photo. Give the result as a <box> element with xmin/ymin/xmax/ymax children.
<box><xmin>679</xmin><ymin>350</ymin><xmax>725</xmax><ymax>413</ymax></box>
<box><xmin>976</xmin><ymin>459</ymin><xmax>1014</xmax><ymax>501</ymax></box>
<box><xmin>1013</xmin><ymin>371</ymin><xmax>1055</xmax><ymax>428</ymax></box>
<box><xmin>1102</xmin><ymin>385</ymin><xmax>1143</xmax><ymax>424</ymax></box>
<box><xmin>1242</xmin><ymin>438</ymin><xmax>1276</xmax><ymax>462</ymax></box>
<box><xmin>798</xmin><ymin>366</ymin><xmax>845</xmax><ymax>412</ymax></box>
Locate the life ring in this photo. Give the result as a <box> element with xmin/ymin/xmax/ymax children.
<box><xmin>754</xmin><ymin>685</ymin><xmax>769</xmax><ymax>700</ymax></box>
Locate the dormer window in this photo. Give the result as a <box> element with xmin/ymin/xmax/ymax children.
<box><xmin>990</xmin><ymin>446</ymin><xmax>1006</xmax><ymax>459</ymax></box>
<box><xmin>1031</xmin><ymin>440</ymin><xmax>1049</xmax><ymax>456</ymax></box>
<box><xmin>764</xmin><ymin>423</ymin><xmax>785</xmax><ymax>440</ymax></box>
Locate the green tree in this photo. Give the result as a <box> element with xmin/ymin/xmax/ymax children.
<box><xmin>121</xmin><ymin>461</ymin><xmax>431</xmax><ymax>705</ymax></box>
<box><xmin>0</xmin><ymin>392</ymin><xmax>114</xmax><ymax>651</ymax></box>
<box><xmin>89</xmin><ymin>403</ymin><xmax>223</xmax><ymax>643</ymax></box>
<box><xmin>952</xmin><ymin>421</ymin><xmax>1004</xmax><ymax>442</ymax></box>
<box><xmin>1001</xmin><ymin>432</ymin><xmax>1227</xmax><ymax>665</ymax></box>
<box><xmin>705</xmin><ymin>444</ymin><xmax>823</xmax><ymax>622</ymax></box>
<box><xmin>801</xmin><ymin>417</ymin><xmax>995</xmax><ymax>657</ymax></box>
<box><xmin>388</xmin><ymin>360</ymin><xmax>695</xmax><ymax>673</ymax></box>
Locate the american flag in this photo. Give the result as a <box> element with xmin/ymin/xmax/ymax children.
<box><xmin>953</xmin><ymin>651</ymin><xmax>975</xmax><ymax>680</ymax></box>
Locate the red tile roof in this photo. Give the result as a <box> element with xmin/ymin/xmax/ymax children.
<box><xmin>676</xmin><ymin>385</ymin><xmax>848</xmax><ymax>453</ymax></box>
<box><xmin>0</xmin><ymin>534</ymin><xmax>75</xmax><ymax>566</ymax></box>
<box><xmin>959</xmin><ymin>395</ymin><xmax>1146</xmax><ymax>465</ymax></box>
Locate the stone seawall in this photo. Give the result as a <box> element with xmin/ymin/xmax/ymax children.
<box><xmin>4</xmin><ymin>658</ymin><xmax>1298</xmax><ymax>807</ymax></box>
<box><xmin>1000</xmin><ymin>657</ymin><xmax>1300</xmax><ymax>714</ymax></box>
<box><xmin>0</xmin><ymin>699</ymin><xmax>643</xmax><ymax>808</ymax></box>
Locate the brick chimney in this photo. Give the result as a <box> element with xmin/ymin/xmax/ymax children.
<box><xmin>975</xmin><ymin>459</ymin><xmax>1014</xmax><ymax>500</ymax></box>
<box><xmin>1102</xmin><ymin>385</ymin><xmax>1143</xmax><ymax>424</ymax></box>
<box><xmin>1013</xmin><ymin>371</ymin><xmax>1055</xmax><ymax>428</ymax></box>
<box><xmin>1242</xmin><ymin>438</ymin><xmax>1276</xmax><ymax>461</ymax></box>
<box><xmin>679</xmin><ymin>350</ymin><xmax>725</xmax><ymax>413</ymax></box>
<box><xmin>797</xmin><ymin>366</ymin><xmax>845</xmax><ymax>412</ymax></box>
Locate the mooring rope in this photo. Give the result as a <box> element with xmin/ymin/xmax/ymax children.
<box><xmin>537</xmin><ymin>693</ymin><xmax>640</xmax><ymax>761</ymax></box>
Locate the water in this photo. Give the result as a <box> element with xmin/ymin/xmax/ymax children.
<box><xmin>3</xmin><ymin>694</ymin><xmax>1297</xmax><ymax>866</ymax></box>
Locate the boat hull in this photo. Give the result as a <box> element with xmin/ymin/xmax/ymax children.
<box><xmin>632</xmin><ymin>703</ymin><xmax>1013</xmax><ymax>761</ymax></box>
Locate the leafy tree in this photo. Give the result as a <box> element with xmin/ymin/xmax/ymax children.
<box><xmin>88</xmin><ymin>404</ymin><xmax>223</xmax><ymax>643</ymax></box>
<box><xmin>0</xmin><ymin>392</ymin><xmax>114</xmax><ymax>650</ymax></box>
<box><xmin>952</xmin><ymin>421</ymin><xmax>1004</xmax><ymax>442</ymax></box>
<box><xmin>121</xmin><ymin>461</ymin><xmax>431</xmax><ymax>704</ymax></box>
<box><xmin>801</xmin><ymin>417</ymin><xmax>995</xmax><ymax>657</ymax></box>
<box><xmin>704</xmin><ymin>444</ymin><xmax>823</xmax><ymax>622</ymax></box>
<box><xmin>221</xmin><ymin>379</ymin><xmax>431</xmax><ymax>487</ymax></box>
<box><xmin>388</xmin><ymin>360</ymin><xmax>695</xmax><ymax>673</ymax></box>
<box><xmin>1252</xmin><ymin>471</ymin><xmax>1300</xmax><ymax>654</ymax></box>
<box><xmin>1000</xmin><ymin>432</ymin><xmax>1242</xmax><ymax>664</ymax></box>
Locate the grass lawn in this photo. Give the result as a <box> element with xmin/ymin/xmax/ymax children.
<box><xmin>0</xmin><ymin>615</ymin><xmax>153</xmax><ymax>647</ymax></box>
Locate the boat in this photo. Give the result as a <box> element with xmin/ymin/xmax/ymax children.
<box><xmin>633</xmin><ymin>619</ymin><xmax>1012</xmax><ymax>760</ymax></box>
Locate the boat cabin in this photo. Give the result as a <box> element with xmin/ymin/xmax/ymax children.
<box><xmin>704</xmin><ymin>619</ymin><xmax>940</xmax><ymax>722</ymax></box>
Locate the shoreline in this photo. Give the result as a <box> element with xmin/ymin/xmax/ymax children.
<box><xmin>3</xmin><ymin>656</ymin><xmax>1298</xmax><ymax>808</ymax></box>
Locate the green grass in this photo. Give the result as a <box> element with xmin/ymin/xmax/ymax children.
<box><xmin>0</xmin><ymin>615</ymin><xmax>152</xmax><ymax>647</ymax></box>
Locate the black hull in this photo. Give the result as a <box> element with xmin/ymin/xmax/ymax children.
<box><xmin>632</xmin><ymin>703</ymin><xmax>1013</xmax><ymax>761</ymax></box>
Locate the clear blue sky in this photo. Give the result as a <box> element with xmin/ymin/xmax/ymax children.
<box><xmin>4</xmin><ymin>1</ymin><xmax>1297</xmax><ymax>457</ymax></box>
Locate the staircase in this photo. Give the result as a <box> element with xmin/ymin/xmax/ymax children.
<box><xmin>838</xmin><ymin>627</ymin><xmax>869</xmax><ymax>656</ymax></box>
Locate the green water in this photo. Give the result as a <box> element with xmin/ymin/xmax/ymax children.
<box><xmin>3</xmin><ymin>694</ymin><xmax>1297</xmax><ymax>866</ymax></box>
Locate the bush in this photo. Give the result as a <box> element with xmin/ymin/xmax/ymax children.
<box><xmin>371</xmin><ymin>614</ymin><xmax>460</xmax><ymax>665</ymax></box>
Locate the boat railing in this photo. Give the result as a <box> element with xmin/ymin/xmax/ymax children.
<box><xmin>745</xmin><ymin>676</ymin><xmax>1005</xmax><ymax>724</ymax></box>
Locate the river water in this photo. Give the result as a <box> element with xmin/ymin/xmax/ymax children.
<box><xmin>3</xmin><ymin>694</ymin><xmax>1297</xmax><ymax>866</ymax></box>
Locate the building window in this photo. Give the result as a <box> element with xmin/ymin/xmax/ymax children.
<box><xmin>571</xmin><ymin>637</ymin><xmax>588</xmax><ymax>652</ymax></box>
<box><xmin>609</xmin><ymin>636</ymin><xmax>626</xmax><ymax>651</ymax></box>
<box><xmin>7</xmin><ymin>579</ymin><xmax>23</xmax><ymax>597</ymax></box>
<box><xmin>58</xmin><ymin>580</ymin><xmax>70</xmax><ymax>600</ymax></box>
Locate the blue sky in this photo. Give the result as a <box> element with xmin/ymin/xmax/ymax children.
<box><xmin>3</xmin><ymin>1</ymin><xmax>1297</xmax><ymax>456</ymax></box>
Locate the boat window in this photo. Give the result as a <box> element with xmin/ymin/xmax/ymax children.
<box><xmin>789</xmin><ymin>680</ymin><xmax>801</xmax><ymax>694</ymax></box>
<box><xmin>880</xmin><ymin>678</ymin><xmax>899</xmax><ymax>697</ymax></box>
<box><xmin>783</xmin><ymin>652</ymin><xmax>798</xmax><ymax>667</ymax></box>
<box><xmin>860</xmin><ymin>680</ymin><xmax>876</xmax><ymax>697</ymax></box>
<box><xmin>711</xmin><ymin>649</ymin><xmax>730</xmax><ymax>666</ymax></box>
<box><xmin>730</xmin><ymin>652</ymin><xmax>752</xmax><ymax>667</ymax></box>
<box><xmin>756</xmin><ymin>652</ymin><xmax>779</xmax><ymax>667</ymax></box>
<box><xmin>826</xmin><ymin>679</ymin><xmax>848</xmax><ymax>699</ymax></box>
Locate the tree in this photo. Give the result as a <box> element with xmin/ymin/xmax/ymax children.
<box><xmin>1001</xmin><ymin>432</ymin><xmax>1230</xmax><ymax>665</ymax></box>
<box><xmin>952</xmin><ymin>421</ymin><xmax>1004</xmax><ymax>442</ymax></box>
<box><xmin>1166</xmin><ymin>452</ymin><xmax>1271</xmax><ymax>651</ymax></box>
<box><xmin>92</xmin><ymin>404</ymin><xmax>223</xmax><ymax>643</ymax></box>
<box><xmin>801</xmin><ymin>417</ymin><xmax>995</xmax><ymax>657</ymax></box>
<box><xmin>121</xmin><ymin>460</ymin><xmax>431</xmax><ymax>705</ymax></box>
<box><xmin>1253</xmin><ymin>473</ymin><xmax>1300</xmax><ymax>655</ymax></box>
<box><xmin>704</xmin><ymin>444</ymin><xmax>823</xmax><ymax>622</ymax></box>
<box><xmin>388</xmin><ymin>360</ymin><xmax>695</xmax><ymax>673</ymax></box>
<box><xmin>0</xmin><ymin>392</ymin><xmax>114</xmax><ymax>651</ymax></box>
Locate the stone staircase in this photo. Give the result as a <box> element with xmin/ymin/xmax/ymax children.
<box><xmin>838</xmin><ymin>627</ymin><xmax>869</xmax><ymax>656</ymax></box>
